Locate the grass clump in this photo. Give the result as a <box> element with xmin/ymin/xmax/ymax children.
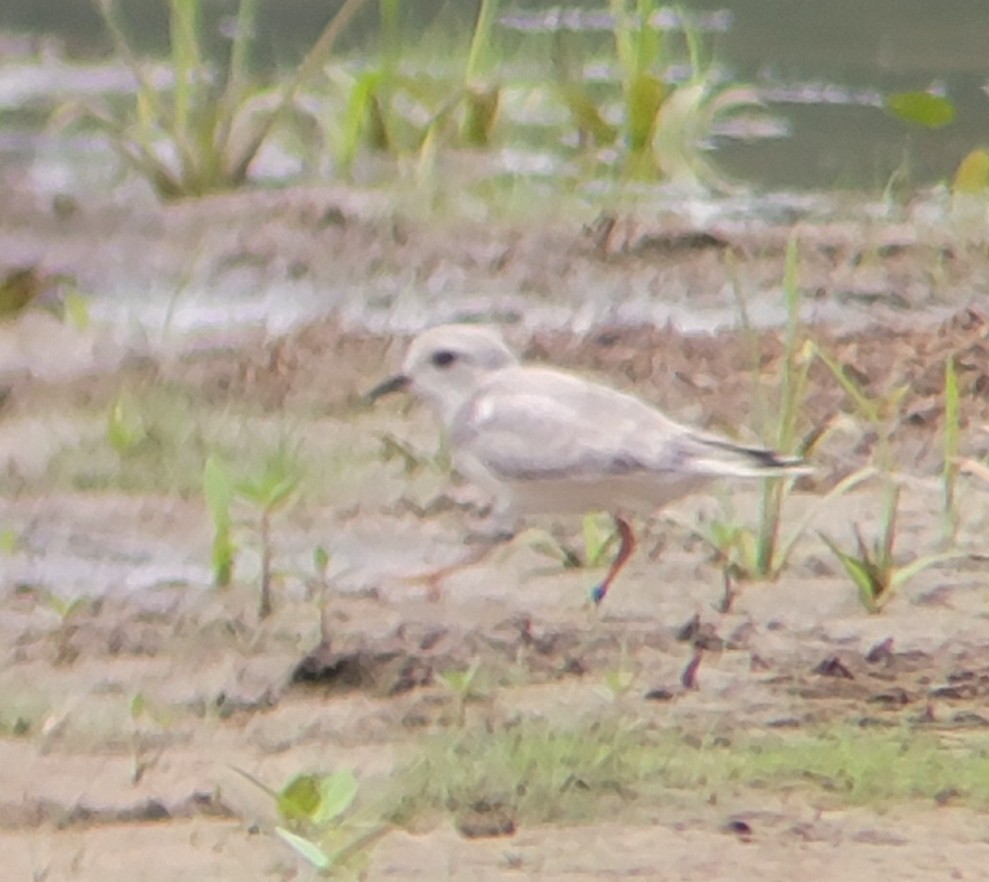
<box><xmin>75</xmin><ymin>0</ymin><xmax>369</xmax><ymax>199</ymax></box>
<box><xmin>390</xmin><ymin>718</ymin><xmax>989</xmax><ymax>830</ymax></box>
<box><xmin>819</xmin><ymin>481</ymin><xmax>963</xmax><ymax>614</ymax></box>
<box><xmin>693</xmin><ymin>236</ymin><xmax>851</xmax><ymax>587</ymax></box>
<box><xmin>553</xmin><ymin>0</ymin><xmax>765</xmax><ymax>186</ymax></box>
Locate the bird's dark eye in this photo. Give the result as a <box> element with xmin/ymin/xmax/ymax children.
<box><xmin>431</xmin><ymin>350</ymin><xmax>457</xmax><ymax>368</ymax></box>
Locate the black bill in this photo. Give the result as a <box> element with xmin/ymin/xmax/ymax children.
<box><xmin>365</xmin><ymin>374</ymin><xmax>411</xmax><ymax>403</ymax></box>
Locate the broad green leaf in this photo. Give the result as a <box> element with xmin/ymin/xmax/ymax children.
<box><xmin>278</xmin><ymin>773</ymin><xmax>322</xmax><ymax>822</ymax></box>
<box><xmin>953</xmin><ymin>148</ymin><xmax>989</xmax><ymax>194</ymax></box>
<box><xmin>275</xmin><ymin>827</ymin><xmax>332</xmax><ymax>871</ymax></box>
<box><xmin>886</xmin><ymin>91</ymin><xmax>956</xmax><ymax>130</ymax></box>
<box><xmin>313</xmin><ymin>770</ymin><xmax>359</xmax><ymax>825</ymax></box>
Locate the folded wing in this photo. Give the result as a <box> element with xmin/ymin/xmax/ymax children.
<box><xmin>449</xmin><ymin>367</ymin><xmax>806</xmax><ymax>483</ymax></box>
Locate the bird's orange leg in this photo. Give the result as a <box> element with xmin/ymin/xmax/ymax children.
<box><xmin>590</xmin><ymin>515</ymin><xmax>636</xmax><ymax>605</ymax></box>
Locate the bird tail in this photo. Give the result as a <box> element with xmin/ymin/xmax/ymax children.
<box><xmin>684</xmin><ymin>435</ymin><xmax>812</xmax><ymax>479</ymax></box>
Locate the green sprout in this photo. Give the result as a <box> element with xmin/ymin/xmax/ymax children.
<box><xmin>820</xmin><ymin>482</ymin><xmax>962</xmax><ymax>615</ymax></box>
<box><xmin>439</xmin><ymin>658</ymin><xmax>483</xmax><ymax>727</ymax></box>
<box><xmin>235</xmin><ymin>452</ymin><xmax>302</xmax><ymax>620</ymax></box>
<box><xmin>107</xmin><ymin>393</ymin><xmax>149</xmax><ymax>456</ymax></box>
<box><xmin>528</xmin><ymin>512</ymin><xmax>620</xmax><ymax>571</ymax></box>
<box><xmin>203</xmin><ymin>454</ymin><xmax>236</xmax><ymax>588</ymax></box>
<box><xmin>233</xmin><ymin>767</ymin><xmax>388</xmax><ymax>875</ymax></box>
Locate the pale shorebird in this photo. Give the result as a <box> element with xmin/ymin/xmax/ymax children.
<box><xmin>369</xmin><ymin>324</ymin><xmax>808</xmax><ymax>603</ymax></box>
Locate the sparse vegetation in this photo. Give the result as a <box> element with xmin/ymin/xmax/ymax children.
<box><xmin>235</xmin><ymin>767</ymin><xmax>389</xmax><ymax>875</ymax></box>
<box><xmin>529</xmin><ymin>512</ymin><xmax>621</xmax><ymax>571</ymax></box>
<box><xmin>71</xmin><ymin>0</ymin><xmax>371</xmax><ymax>199</ymax></box>
<box><xmin>820</xmin><ymin>482</ymin><xmax>962</xmax><ymax>614</ymax></box>
<box><xmin>235</xmin><ymin>449</ymin><xmax>303</xmax><ymax>618</ymax></box>
<box><xmin>392</xmin><ymin>718</ymin><xmax>989</xmax><ymax>828</ymax></box>
<box><xmin>203</xmin><ymin>448</ymin><xmax>302</xmax><ymax>617</ymax></box>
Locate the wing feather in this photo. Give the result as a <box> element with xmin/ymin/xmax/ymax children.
<box><xmin>448</xmin><ymin>366</ymin><xmax>807</xmax><ymax>483</ymax></box>
<box><xmin>449</xmin><ymin>367</ymin><xmax>684</xmax><ymax>482</ymax></box>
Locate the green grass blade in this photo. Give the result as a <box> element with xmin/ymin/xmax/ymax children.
<box><xmin>878</xmin><ymin>480</ymin><xmax>899</xmax><ymax>569</ymax></box>
<box><xmin>813</xmin><ymin>345</ymin><xmax>881</xmax><ymax>424</ymax></box>
<box><xmin>229</xmin><ymin>0</ymin><xmax>370</xmax><ymax>183</ymax></box>
<box><xmin>465</xmin><ymin>0</ymin><xmax>500</xmax><ymax>85</ymax></box>
<box><xmin>891</xmin><ymin>550</ymin><xmax>968</xmax><ymax>589</ymax></box>
<box><xmin>819</xmin><ymin>532</ymin><xmax>880</xmax><ymax>612</ymax></box>
<box><xmin>379</xmin><ymin>0</ymin><xmax>402</xmax><ymax>80</ymax></box>
<box><xmin>214</xmin><ymin>0</ymin><xmax>261</xmax><ymax>152</ymax></box>
<box><xmin>632</xmin><ymin>0</ymin><xmax>662</xmax><ymax>76</ymax></box>
<box><xmin>95</xmin><ymin>0</ymin><xmax>167</xmax><ymax>125</ymax></box>
<box><xmin>609</xmin><ymin>0</ymin><xmax>634</xmax><ymax>74</ymax></box>
<box><xmin>754</xmin><ymin>477</ymin><xmax>781</xmax><ymax>577</ymax></box>
<box><xmin>169</xmin><ymin>0</ymin><xmax>203</xmax><ymax>148</ymax></box>
<box><xmin>774</xmin><ymin>466</ymin><xmax>878</xmax><ymax>572</ymax></box>
<box><xmin>275</xmin><ymin>828</ymin><xmax>332</xmax><ymax>871</ymax></box>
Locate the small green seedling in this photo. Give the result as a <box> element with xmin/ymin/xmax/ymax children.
<box><xmin>107</xmin><ymin>394</ymin><xmax>148</xmax><ymax>456</ymax></box>
<box><xmin>233</xmin><ymin>767</ymin><xmax>387</xmax><ymax>875</ymax></box>
<box><xmin>43</xmin><ymin>591</ymin><xmax>91</xmax><ymax>666</ymax></box>
<box><xmin>694</xmin><ymin>466</ymin><xmax>876</xmax><ymax>585</ymax></box>
<box><xmin>820</xmin><ymin>482</ymin><xmax>961</xmax><ymax>614</ymax></box>
<box><xmin>44</xmin><ymin>592</ymin><xmax>89</xmax><ymax>623</ymax></box>
<box><xmin>203</xmin><ymin>454</ymin><xmax>236</xmax><ymax>588</ymax></box>
<box><xmin>129</xmin><ymin>691</ymin><xmax>171</xmax><ymax>784</ymax></box>
<box><xmin>600</xmin><ymin>645</ymin><xmax>637</xmax><ymax>702</ymax></box>
<box><xmin>313</xmin><ymin>545</ymin><xmax>332</xmax><ymax>643</ymax></box>
<box><xmin>529</xmin><ymin>512</ymin><xmax>619</xmax><ymax>570</ymax></box>
<box><xmin>439</xmin><ymin>658</ymin><xmax>483</xmax><ymax>727</ymax></box>
<box><xmin>236</xmin><ymin>453</ymin><xmax>302</xmax><ymax>619</ymax></box>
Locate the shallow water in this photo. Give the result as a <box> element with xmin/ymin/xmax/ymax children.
<box><xmin>3</xmin><ymin>1</ymin><xmax>986</xmax><ymax>191</ymax></box>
